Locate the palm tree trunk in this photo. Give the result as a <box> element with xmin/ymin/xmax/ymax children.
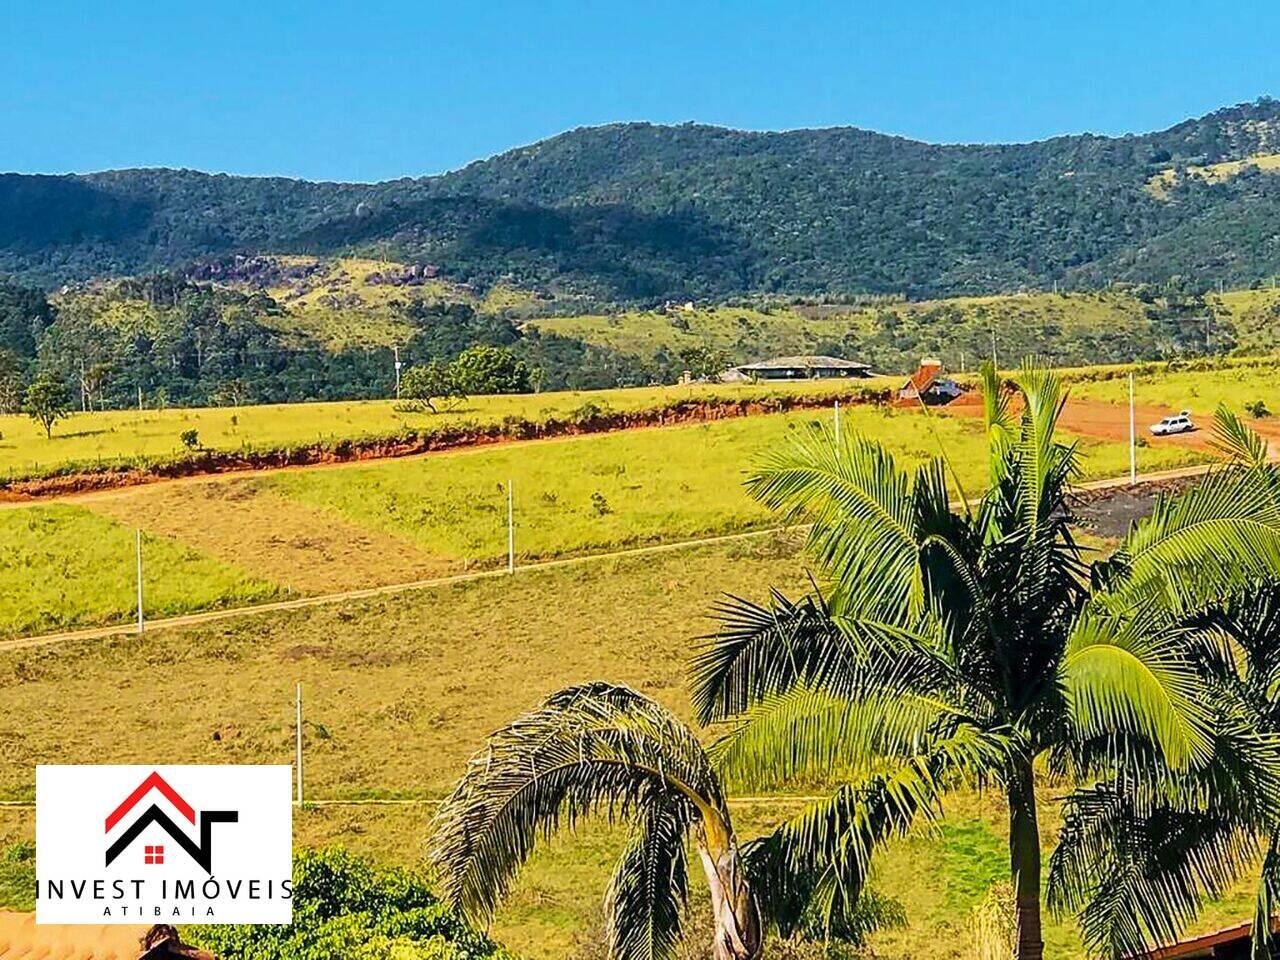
<box><xmin>697</xmin><ymin>841</ymin><xmax>763</xmax><ymax>960</ymax></box>
<box><xmin>1008</xmin><ymin>758</ymin><xmax>1044</xmax><ymax>960</ymax></box>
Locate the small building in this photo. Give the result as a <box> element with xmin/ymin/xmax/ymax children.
<box><xmin>899</xmin><ymin>358</ymin><xmax>963</xmax><ymax>405</ymax></box>
<box><xmin>734</xmin><ymin>355</ymin><xmax>875</xmax><ymax>381</ymax></box>
<box><xmin>1134</xmin><ymin>920</ymin><xmax>1279</xmax><ymax>958</ymax></box>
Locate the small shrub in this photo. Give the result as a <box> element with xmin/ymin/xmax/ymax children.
<box><xmin>590</xmin><ymin>491</ymin><xmax>612</xmax><ymax>516</ymax></box>
<box><xmin>179</xmin><ymin>429</ymin><xmax>200</xmax><ymax>450</ymax></box>
<box><xmin>1246</xmin><ymin>399</ymin><xmax>1272</xmax><ymax>418</ymax></box>
<box><xmin>569</xmin><ymin>401</ymin><xmax>609</xmax><ymax>425</ymax></box>
<box><xmin>192</xmin><ymin>848</ymin><xmax>509</xmax><ymax>960</ymax></box>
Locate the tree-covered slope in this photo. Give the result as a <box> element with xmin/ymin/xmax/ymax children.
<box><xmin>4</xmin><ymin>99</ymin><xmax>1280</xmax><ymax>299</ymax></box>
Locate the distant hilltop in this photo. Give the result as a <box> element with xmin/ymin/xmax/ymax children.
<box><xmin>3</xmin><ymin>98</ymin><xmax>1280</xmax><ymax>300</ymax></box>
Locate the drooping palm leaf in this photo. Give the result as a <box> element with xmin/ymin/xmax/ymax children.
<box><xmin>606</xmin><ymin>805</ymin><xmax>691</xmax><ymax>960</ymax></box>
<box><xmin>430</xmin><ymin>683</ymin><xmax>722</xmax><ymax>931</ymax></box>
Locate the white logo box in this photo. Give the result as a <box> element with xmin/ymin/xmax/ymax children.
<box><xmin>36</xmin><ymin>765</ymin><xmax>293</xmax><ymax>924</ymax></box>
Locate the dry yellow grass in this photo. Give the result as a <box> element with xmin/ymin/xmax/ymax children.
<box><xmin>85</xmin><ymin>481</ymin><xmax>445</xmax><ymax>593</ymax></box>
<box><xmin>1147</xmin><ymin>151</ymin><xmax>1280</xmax><ymax>198</ymax></box>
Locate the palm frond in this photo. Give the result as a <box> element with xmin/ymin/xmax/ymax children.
<box><xmin>981</xmin><ymin>360</ymin><xmax>1013</xmax><ymax>488</ymax></box>
<box><xmin>1108</xmin><ymin>470</ymin><xmax>1280</xmax><ymax>619</ymax></box>
<box><xmin>1060</xmin><ymin>612</ymin><xmax>1213</xmax><ymax>770</ymax></box>
<box><xmin>429</xmin><ymin>682</ymin><xmax>718</xmax><ymax>928</ymax></box>
<box><xmin>1008</xmin><ymin>361</ymin><xmax>1072</xmax><ymax>540</ymax></box>
<box><xmin>744</xmin><ymin>726</ymin><xmax>1017</xmax><ymax>937</ymax></box>
<box><xmin>708</xmin><ymin>685</ymin><xmax>963</xmax><ymax>792</ymax></box>
<box><xmin>606</xmin><ymin>805</ymin><xmax>690</xmax><ymax>960</ymax></box>
<box><xmin>745</xmin><ymin>432</ymin><xmax>931</xmax><ymax>616</ymax></box>
<box><xmin>1048</xmin><ymin>780</ymin><xmax>1260</xmax><ymax>960</ymax></box>
<box><xmin>690</xmin><ymin>589</ymin><xmax>949</xmax><ymax>726</ymax></box>
<box><xmin>1212</xmin><ymin>405</ymin><xmax>1270</xmax><ymax>469</ymax></box>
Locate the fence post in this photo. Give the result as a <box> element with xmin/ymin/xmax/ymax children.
<box><xmin>295</xmin><ymin>682</ymin><xmax>304</xmax><ymax>807</ymax></box>
<box><xmin>507</xmin><ymin>479</ymin><xmax>515</xmax><ymax>574</ymax></box>
<box><xmin>1128</xmin><ymin>372</ymin><xmax>1137</xmax><ymax>486</ymax></box>
<box><xmin>135</xmin><ymin>530</ymin><xmax>144</xmax><ymax>635</ymax></box>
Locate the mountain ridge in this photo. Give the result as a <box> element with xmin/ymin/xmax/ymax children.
<box><xmin>4</xmin><ymin>98</ymin><xmax>1280</xmax><ymax>299</ymax></box>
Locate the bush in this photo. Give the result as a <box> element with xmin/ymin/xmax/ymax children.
<box><xmin>192</xmin><ymin>848</ymin><xmax>510</xmax><ymax>960</ymax></box>
<box><xmin>180</xmin><ymin>429</ymin><xmax>200</xmax><ymax>450</ymax></box>
<box><xmin>569</xmin><ymin>400</ymin><xmax>609</xmax><ymax>425</ymax></box>
<box><xmin>1246</xmin><ymin>399</ymin><xmax>1272</xmax><ymax>418</ymax></box>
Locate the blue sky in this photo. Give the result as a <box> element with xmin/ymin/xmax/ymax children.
<box><xmin>4</xmin><ymin>1</ymin><xmax>1278</xmax><ymax>182</ymax></box>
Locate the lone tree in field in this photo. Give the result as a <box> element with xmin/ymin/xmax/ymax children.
<box><xmin>449</xmin><ymin>345</ymin><xmax>530</xmax><ymax>395</ymax></box>
<box><xmin>23</xmin><ymin>372</ymin><xmax>72</xmax><ymax>438</ymax></box>
<box><xmin>401</xmin><ymin>359</ymin><xmax>466</xmax><ymax>413</ymax></box>
<box><xmin>691</xmin><ymin>362</ymin><xmax>1280</xmax><ymax>960</ymax></box>
<box><xmin>430</xmin><ymin>683</ymin><xmax>764</xmax><ymax>960</ymax></box>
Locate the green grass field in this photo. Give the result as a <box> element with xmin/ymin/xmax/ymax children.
<box><xmin>1067</xmin><ymin>360</ymin><xmax>1280</xmax><ymax>415</ymax></box>
<box><xmin>0</xmin><ymin>537</ymin><xmax>1258</xmax><ymax>959</ymax></box>
<box><xmin>0</xmin><ymin>377</ymin><xmax>885</xmax><ymax>483</ymax></box>
<box><xmin>0</xmin><ymin>399</ymin><xmax>1202</xmax><ymax>638</ymax></box>
<box><xmin>0</xmin><ymin>505</ymin><xmax>278</xmax><ymax>636</ymax></box>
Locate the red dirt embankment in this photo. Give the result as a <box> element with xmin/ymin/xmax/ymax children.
<box><xmin>0</xmin><ymin>911</ymin><xmax>145</xmax><ymax>960</ymax></box>
<box><xmin>0</xmin><ymin>390</ymin><xmax>888</xmax><ymax>502</ymax></box>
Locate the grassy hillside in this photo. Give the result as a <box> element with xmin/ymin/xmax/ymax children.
<box><xmin>0</xmin><ymin>392</ymin><xmax>1206</xmax><ymax>637</ymax></box>
<box><xmin>1147</xmin><ymin>151</ymin><xmax>1280</xmax><ymax>198</ymax></box>
<box><xmin>531</xmin><ymin>290</ymin><xmax>1226</xmax><ymax>370</ymax></box>
<box><xmin>221</xmin><ymin>256</ymin><xmax>545</xmax><ymax>350</ymax></box>
<box><xmin>0</xmin><ymin>538</ymin><xmax>1259</xmax><ymax>959</ymax></box>
<box><xmin>0</xmin><ymin>378</ymin><xmax>883</xmax><ymax>482</ymax></box>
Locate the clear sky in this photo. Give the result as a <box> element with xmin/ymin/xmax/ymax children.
<box><xmin>5</xmin><ymin>0</ymin><xmax>1278</xmax><ymax>183</ymax></box>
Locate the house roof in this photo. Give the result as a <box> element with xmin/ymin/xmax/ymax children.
<box><xmin>736</xmin><ymin>355</ymin><xmax>872</xmax><ymax>372</ymax></box>
<box><xmin>903</xmin><ymin>360</ymin><xmax>946</xmax><ymax>394</ymax></box>
<box><xmin>1132</xmin><ymin>919</ymin><xmax>1278</xmax><ymax>958</ymax></box>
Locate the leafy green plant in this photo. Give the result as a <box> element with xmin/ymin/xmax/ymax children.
<box><xmin>192</xmin><ymin>848</ymin><xmax>508</xmax><ymax>960</ymax></box>
<box><xmin>180</xmin><ymin>429</ymin><xmax>200</xmax><ymax>450</ymax></box>
<box><xmin>1245</xmin><ymin>399</ymin><xmax>1271</xmax><ymax>418</ymax></box>
<box><xmin>402</xmin><ymin>360</ymin><xmax>467</xmax><ymax>414</ymax></box>
<box><xmin>0</xmin><ymin>841</ymin><xmax>35</xmax><ymax>912</ymax></box>
<box><xmin>431</xmin><ymin>683</ymin><xmax>765</xmax><ymax>960</ymax></box>
<box><xmin>692</xmin><ymin>362</ymin><xmax>1280</xmax><ymax>960</ymax></box>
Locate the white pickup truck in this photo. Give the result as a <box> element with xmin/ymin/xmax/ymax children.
<box><xmin>1150</xmin><ymin>410</ymin><xmax>1195</xmax><ymax>436</ymax></box>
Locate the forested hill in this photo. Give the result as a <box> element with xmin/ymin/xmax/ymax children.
<box><xmin>5</xmin><ymin>98</ymin><xmax>1280</xmax><ymax>300</ymax></box>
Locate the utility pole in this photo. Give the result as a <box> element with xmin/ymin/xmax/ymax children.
<box><xmin>137</xmin><ymin>385</ymin><xmax>143</xmax><ymax>413</ymax></box>
<box><xmin>834</xmin><ymin>401</ymin><xmax>841</xmax><ymax>445</ymax></box>
<box><xmin>507</xmin><ymin>479</ymin><xmax>515</xmax><ymax>575</ymax></box>
<box><xmin>990</xmin><ymin>326</ymin><xmax>998</xmax><ymax>369</ymax></box>
<box><xmin>393</xmin><ymin>345</ymin><xmax>403</xmax><ymax>399</ymax></box>
<box><xmin>295</xmin><ymin>682</ymin><xmax>304</xmax><ymax>807</ymax></box>
<box><xmin>135</xmin><ymin>530</ymin><xmax>144</xmax><ymax>635</ymax></box>
<box><xmin>79</xmin><ymin>359</ymin><xmax>87</xmax><ymax>412</ymax></box>
<box><xmin>1128</xmin><ymin>372</ymin><xmax>1137</xmax><ymax>486</ymax></box>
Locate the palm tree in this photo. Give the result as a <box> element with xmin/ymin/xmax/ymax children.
<box><xmin>690</xmin><ymin>363</ymin><xmax>1280</xmax><ymax>960</ymax></box>
<box><xmin>429</xmin><ymin>682</ymin><xmax>763</xmax><ymax>960</ymax></box>
<box><xmin>1050</xmin><ymin>412</ymin><xmax>1280</xmax><ymax>960</ymax></box>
